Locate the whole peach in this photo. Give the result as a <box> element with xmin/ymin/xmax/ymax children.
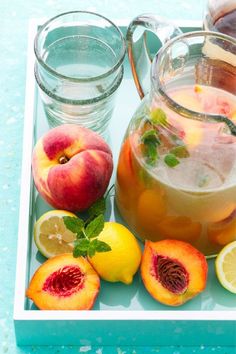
<box><xmin>32</xmin><ymin>124</ymin><xmax>113</xmax><ymax>211</ymax></box>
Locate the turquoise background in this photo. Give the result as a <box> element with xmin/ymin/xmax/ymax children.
<box><xmin>0</xmin><ymin>0</ymin><xmax>235</xmax><ymax>353</ymax></box>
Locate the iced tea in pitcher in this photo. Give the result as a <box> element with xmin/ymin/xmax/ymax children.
<box><xmin>116</xmin><ymin>23</ymin><xmax>236</xmax><ymax>256</ymax></box>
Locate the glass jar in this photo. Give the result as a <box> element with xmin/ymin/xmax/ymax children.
<box><xmin>115</xmin><ymin>15</ymin><xmax>236</xmax><ymax>256</ymax></box>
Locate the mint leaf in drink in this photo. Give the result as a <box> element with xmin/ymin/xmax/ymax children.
<box><xmin>146</xmin><ymin>142</ymin><xmax>159</xmax><ymax>166</ymax></box>
<box><xmin>164</xmin><ymin>153</ymin><xmax>180</xmax><ymax>167</ymax></box>
<box><xmin>88</xmin><ymin>197</ymin><xmax>106</xmax><ymax>218</ymax></box>
<box><xmin>150</xmin><ymin>108</ymin><xmax>167</xmax><ymax>126</ymax></box>
<box><xmin>170</xmin><ymin>145</ymin><xmax>189</xmax><ymax>158</ymax></box>
<box><xmin>141</xmin><ymin>129</ymin><xmax>160</xmax><ymax>166</ymax></box>
<box><xmin>198</xmin><ymin>174</ymin><xmax>210</xmax><ymax>188</ymax></box>
<box><xmin>85</xmin><ymin>214</ymin><xmax>104</xmax><ymax>239</ymax></box>
<box><xmin>63</xmin><ymin>216</ymin><xmax>84</xmax><ymax>234</ymax></box>
<box><xmin>141</xmin><ymin>129</ymin><xmax>161</xmax><ymax>145</ymax></box>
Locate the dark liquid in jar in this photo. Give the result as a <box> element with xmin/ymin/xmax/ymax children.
<box><xmin>214</xmin><ymin>8</ymin><xmax>236</xmax><ymax>38</ymax></box>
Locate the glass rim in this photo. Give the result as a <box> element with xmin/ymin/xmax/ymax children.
<box><xmin>34</xmin><ymin>10</ymin><xmax>126</xmax><ymax>83</ymax></box>
<box><xmin>152</xmin><ymin>30</ymin><xmax>236</xmax><ymax>127</ymax></box>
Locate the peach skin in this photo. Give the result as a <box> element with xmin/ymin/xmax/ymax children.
<box><xmin>32</xmin><ymin>124</ymin><xmax>113</xmax><ymax>211</ymax></box>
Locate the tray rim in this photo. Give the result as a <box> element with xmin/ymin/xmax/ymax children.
<box><xmin>13</xmin><ymin>18</ymin><xmax>236</xmax><ymax>323</ymax></box>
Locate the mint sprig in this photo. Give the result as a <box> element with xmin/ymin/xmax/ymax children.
<box><xmin>143</xmin><ymin>107</ymin><xmax>190</xmax><ymax>169</ymax></box>
<box><xmin>63</xmin><ymin>197</ymin><xmax>112</xmax><ymax>258</ymax></box>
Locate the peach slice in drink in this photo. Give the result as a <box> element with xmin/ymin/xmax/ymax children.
<box><xmin>136</xmin><ymin>189</ymin><xmax>167</xmax><ymax>236</ymax></box>
<box><xmin>208</xmin><ymin>211</ymin><xmax>236</xmax><ymax>246</ymax></box>
<box><xmin>116</xmin><ymin>136</ymin><xmax>144</xmax><ymax>211</ymax></box>
<box><xmin>156</xmin><ymin>216</ymin><xmax>202</xmax><ymax>243</ymax></box>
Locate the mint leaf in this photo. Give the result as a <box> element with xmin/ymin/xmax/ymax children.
<box><xmin>141</xmin><ymin>129</ymin><xmax>160</xmax><ymax>166</ymax></box>
<box><xmin>73</xmin><ymin>245</ymin><xmax>87</xmax><ymax>258</ymax></box>
<box><xmin>63</xmin><ymin>216</ymin><xmax>84</xmax><ymax>234</ymax></box>
<box><xmin>150</xmin><ymin>108</ymin><xmax>167</xmax><ymax>126</ymax></box>
<box><xmin>95</xmin><ymin>240</ymin><xmax>111</xmax><ymax>252</ymax></box>
<box><xmin>141</xmin><ymin>129</ymin><xmax>160</xmax><ymax>145</ymax></box>
<box><xmin>88</xmin><ymin>197</ymin><xmax>106</xmax><ymax>218</ymax></box>
<box><xmin>170</xmin><ymin>145</ymin><xmax>189</xmax><ymax>158</ymax></box>
<box><xmin>85</xmin><ymin>214</ymin><xmax>104</xmax><ymax>239</ymax></box>
<box><xmin>74</xmin><ymin>238</ymin><xmax>90</xmax><ymax>251</ymax></box>
<box><xmin>89</xmin><ymin>238</ymin><xmax>111</xmax><ymax>255</ymax></box>
<box><xmin>164</xmin><ymin>153</ymin><xmax>180</xmax><ymax>167</ymax></box>
<box><xmin>146</xmin><ymin>142</ymin><xmax>159</xmax><ymax>166</ymax></box>
<box><xmin>75</xmin><ymin>230</ymin><xmax>86</xmax><ymax>240</ymax></box>
<box><xmin>88</xmin><ymin>243</ymin><xmax>97</xmax><ymax>257</ymax></box>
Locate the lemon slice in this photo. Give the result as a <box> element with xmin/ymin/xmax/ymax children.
<box><xmin>215</xmin><ymin>241</ymin><xmax>236</xmax><ymax>294</ymax></box>
<box><xmin>34</xmin><ymin>210</ymin><xmax>77</xmax><ymax>258</ymax></box>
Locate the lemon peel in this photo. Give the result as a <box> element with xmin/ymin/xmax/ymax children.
<box><xmin>215</xmin><ymin>240</ymin><xmax>236</xmax><ymax>294</ymax></box>
<box><xmin>88</xmin><ymin>222</ymin><xmax>142</xmax><ymax>284</ymax></box>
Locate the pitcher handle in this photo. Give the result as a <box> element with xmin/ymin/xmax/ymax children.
<box><xmin>126</xmin><ymin>14</ymin><xmax>183</xmax><ymax>99</ymax></box>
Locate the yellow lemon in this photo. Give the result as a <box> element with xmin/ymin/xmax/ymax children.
<box><xmin>34</xmin><ymin>210</ymin><xmax>77</xmax><ymax>258</ymax></box>
<box><xmin>215</xmin><ymin>241</ymin><xmax>236</xmax><ymax>294</ymax></box>
<box><xmin>88</xmin><ymin>222</ymin><xmax>142</xmax><ymax>284</ymax></box>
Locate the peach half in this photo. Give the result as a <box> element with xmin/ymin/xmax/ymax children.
<box><xmin>26</xmin><ymin>253</ymin><xmax>100</xmax><ymax>310</ymax></box>
<box><xmin>32</xmin><ymin>124</ymin><xmax>113</xmax><ymax>211</ymax></box>
<box><xmin>141</xmin><ymin>240</ymin><xmax>208</xmax><ymax>306</ymax></box>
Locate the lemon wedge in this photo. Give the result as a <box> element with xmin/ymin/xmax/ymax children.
<box><xmin>215</xmin><ymin>241</ymin><xmax>236</xmax><ymax>294</ymax></box>
<box><xmin>34</xmin><ymin>210</ymin><xmax>77</xmax><ymax>258</ymax></box>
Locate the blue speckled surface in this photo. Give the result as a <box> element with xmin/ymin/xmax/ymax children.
<box><xmin>1</xmin><ymin>0</ymin><xmax>236</xmax><ymax>352</ymax></box>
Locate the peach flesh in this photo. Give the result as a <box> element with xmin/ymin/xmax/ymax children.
<box><xmin>26</xmin><ymin>254</ymin><xmax>100</xmax><ymax>310</ymax></box>
<box><xmin>141</xmin><ymin>240</ymin><xmax>208</xmax><ymax>306</ymax></box>
<box><xmin>42</xmin><ymin>265</ymin><xmax>85</xmax><ymax>297</ymax></box>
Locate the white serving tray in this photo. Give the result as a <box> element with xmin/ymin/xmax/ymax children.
<box><xmin>13</xmin><ymin>19</ymin><xmax>236</xmax><ymax>346</ymax></box>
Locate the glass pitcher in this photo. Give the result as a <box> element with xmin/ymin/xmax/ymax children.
<box><xmin>115</xmin><ymin>14</ymin><xmax>236</xmax><ymax>256</ymax></box>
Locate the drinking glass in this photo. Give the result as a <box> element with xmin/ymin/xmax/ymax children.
<box><xmin>34</xmin><ymin>11</ymin><xmax>126</xmax><ymax>137</ymax></box>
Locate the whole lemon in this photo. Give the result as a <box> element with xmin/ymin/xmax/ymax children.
<box><xmin>88</xmin><ymin>222</ymin><xmax>142</xmax><ymax>284</ymax></box>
